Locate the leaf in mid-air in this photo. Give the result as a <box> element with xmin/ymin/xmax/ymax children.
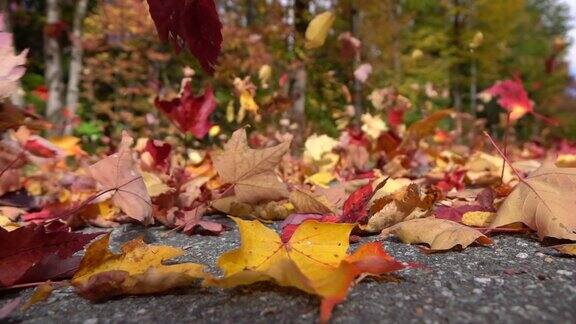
<box><xmin>154</xmin><ymin>84</ymin><xmax>217</xmax><ymax>139</ymax></box>
<box><xmin>146</xmin><ymin>0</ymin><xmax>222</xmax><ymax>74</ymax></box>
<box><xmin>490</xmin><ymin>163</ymin><xmax>576</xmax><ymax>240</ymax></box>
<box><xmin>72</xmin><ymin>234</ymin><xmax>209</xmax><ymax>301</ymax></box>
<box><xmin>213</xmin><ymin>128</ymin><xmax>291</xmax><ymax>204</ymax></box>
<box><xmin>305</xmin><ymin>11</ymin><xmax>336</xmax><ymax>50</ymax></box>
<box><xmin>208</xmin><ymin>217</ymin><xmax>405</xmax><ymax>323</ymax></box>
<box><xmin>88</xmin><ymin>132</ymin><xmax>152</xmax><ymax>223</ymax></box>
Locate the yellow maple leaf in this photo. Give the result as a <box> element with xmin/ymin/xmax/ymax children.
<box><xmin>208</xmin><ymin>217</ymin><xmax>405</xmax><ymax>322</ymax></box>
<box><xmin>72</xmin><ymin>234</ymin><xmax>208</xmax><ymax>301</ymax></box>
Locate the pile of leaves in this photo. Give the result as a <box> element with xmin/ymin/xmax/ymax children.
<box><xmin>2</xmin><ymin>3</ymin><xmax>576</xmax><ymax>323</ymax></box>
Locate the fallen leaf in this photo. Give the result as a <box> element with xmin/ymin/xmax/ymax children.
<box><xmin>71</xmin><ymin>234</ymin><xmax>208</xmax><ymax>300</ymax></box>
<box><xmin>289</xmin><ymin>187</ymin><xmax>336</xmax><ymax>215</ymax></box>
<box><xmin>168</xmin><ymin>206</ymin><xmax>224</xmax><ymax>235</ymax></box>
<box><xmin>461</xmin><ymin>211</ymin><xmax>495</xmax><ymax>228</ymax></box>
<box><xmin>305</xmin><ymin>11</ymin><xmax>336</xmax><ymax>49</ymax></box>
<box><xmin>146</xmin><ymin>0</ymin><xmax>222</xmax><ymax>74</ymax></box>
<box><xmin>142</xmin><ymin>172</ymin><xmax>174</xmax><ymax>197</ymax></box>
<box><xmin>382</xmin><ymin>218</ymin><xmax>492</xmax><ymax>252</ymax></box>
<box><xmin>490</xmin><ymin>163</ymin><xmax>576</xmax><ymax>240</ymax></box>
<box><xmin>22</xmin><ymin>281</ymin><xmax>54</xmax><ymax>310</ymax></box>
<box><xmin>213</xmin><ymin>129</ymin><xmax>291</xmax><ymax>204</ymax></box>
<box><xmin>280</xmin><ymin>213</ymin><xmax>339</xmax><ymax>242</ymax></box>
<box><xmin>0</xmin><ymin>225</ymin><xmax>101</xmax><ymax>287</ymax></box>
<box><xmin>211</xmin><ymin>196</ymin><xmax>292</xmax><ymax>221</ymax></box>
<box><xmin>362</xmin><ymin>183</ymin><xmax>433</xmax><ymax>233</ymax></box>
<box><xmin>208</xmin><ymin>217</ymin><xmax>405</xmax><ymax>322</ymax></box>
<box><xmin>552</xmin><ymin>244</ymin><xmax>576</xmax><ymax>256</ymax></box>
<box><xmin>88</xmin><ymin>132</ymin><xmax>152</xmax><ymax>223</ymax></box>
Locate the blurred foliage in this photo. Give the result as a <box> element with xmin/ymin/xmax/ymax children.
<box><xmin>4</xmin><ymin>0</ymin><xmax>575</xmax><ymax>143</ymax></box>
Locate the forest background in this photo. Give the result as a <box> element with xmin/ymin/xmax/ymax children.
<box><xmin>3</xmin><ymin>0</ymin><xmax>576</xmax><ymax>152</ymax></box>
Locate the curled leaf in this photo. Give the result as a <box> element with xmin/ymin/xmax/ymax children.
<box><xmin>72</xmin><ymin>234</ymin><xmax>208</xmax><ymax>300</ymax></box>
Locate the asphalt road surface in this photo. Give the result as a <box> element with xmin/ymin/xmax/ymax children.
<box><xmin>2</xmin><ymin>218</ymin><xmax>576</xmax><ymax>324</ymax></box>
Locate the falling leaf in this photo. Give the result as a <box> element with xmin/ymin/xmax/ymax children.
<box><xmin>154</xmin><ymin>84</ymin><xmax>217</xmax><ymax>139</ymax></box>
<box><xmin>213</xmin><ymin>129</ymin><xmax>291</xmax><ymax>204</ymax></box>
<box><xmin>305</xmin><ymin>11</ymin><xmax>336</xmax><ymax>50</ymax></box>
<box><xmin>382</xmin><ymin>218</ymin><xmax>492</xmax><ymax>252</ymax></box>
<box><xmin>0</xmin><ymin>225</ymin><xmax>101</xmax><ymax>287</ymax></box>
<box><xmin>146</xmin><ymin>0</ymin><xmax>222</xmax><ymax>74</ymax></box>
<box><xmin>88</xmin><ymin>132</ymin><xmax>152</xmax><ymax>223</ymax></box>
<box><xmin>72</xmin><ymin>234</ymin><xmax>208</xmax><ymax>300</ymax></box>
<box><xmin>208</xmin><ymin>217</ymin><xmax>405</xmax><ymax>322</ymax></box>
<box><xmin>490</xmin><ymin>163</ymin><xmax>576</xmax><ymax>240</ymax></box>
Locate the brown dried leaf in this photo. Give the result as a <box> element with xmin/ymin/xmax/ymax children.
<box><xmin>383</xmin><ymin>218</ymin><xmax>492</xmax><ymax>252</ymax></box>
<box><xmin>289</xmin><ymin>188</ymin><xmax>336</xmax><ymax>215</ymax></box>
<box><xmin>490</xmin><ymin>163</ymin><xmax>576</xmax><ymax>240</ymax></box>
<box><xmin>213</xmin><ymin>129</ymin><xmax>291</xmax><ymax>204</ymax></box>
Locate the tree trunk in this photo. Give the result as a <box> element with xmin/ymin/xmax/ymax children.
<box><xmin>45</xmin><ymin>0</ymin><xmax>64</xmax><ymax>133</ymax></box>
<box><xmin>450</xmin><ymin>0</ymin><xmax>464</xmax><ymax>138</ymax></box>
<box><xmin>350</xmin><ymin>2</ymin><xmax>363</xmax><ymax>121</ymax></box>
<box><xmin>64</xmin><ymin>0</ymin><xmax>89</xmax><ymax>134</ymax></box>
<box><xmin>246</xmin><ymin>0</ymin><xmax>256</xmax><ymax>27</ymax></box>
<box><xmin>290</xmin><ymin>0</ymin><xmax>308</xmax><ymax>155</ymax></box>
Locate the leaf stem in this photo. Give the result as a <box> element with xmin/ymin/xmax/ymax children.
<box><xmin>500</xmin><ymin>112</ymin><xmax>510</xmax><ymax>181</ymax></box>
<box><xmin>483</xmin><ymin>131</ymin><xmax>525</xmax><ymax>182</ymax></box>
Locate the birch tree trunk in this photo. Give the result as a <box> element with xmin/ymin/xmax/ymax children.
<box><xmin>64</xmin><ymin>0</ymin><xmax>89</xmax><ymax>134</ymax></box>
<box><xmin>45</xmin><ymin>0</ymin><xmax>64</xmax><ymax>132</ymax></box>
<box><xmin>350</xmin><ymin>2</ymin><xmax>363</xmax><ymax>121</ymax></box>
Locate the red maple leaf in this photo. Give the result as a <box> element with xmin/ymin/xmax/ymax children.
<box><xmin>154</xmin><ymin>84</ymin><xmax>217</xmax><ymax>139</ymax></box>
<box><xmin>0</xmin><ymin>224</ymin><xmax>102</xmax><ymax>287</ymax></box>
<box><xmin>340</xmin><ymin>182</ymin><xmax>374</xmax><ymax>223</ymax></box>
<box><xmin>144</xmin><ymin>139</ymin><xmax>172</xmax><ymax>170</ymax></box>
<box><xmin>146</xmin><ymin>0</ymin><xmax>223</xmax><ymax>74</ymax></box>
